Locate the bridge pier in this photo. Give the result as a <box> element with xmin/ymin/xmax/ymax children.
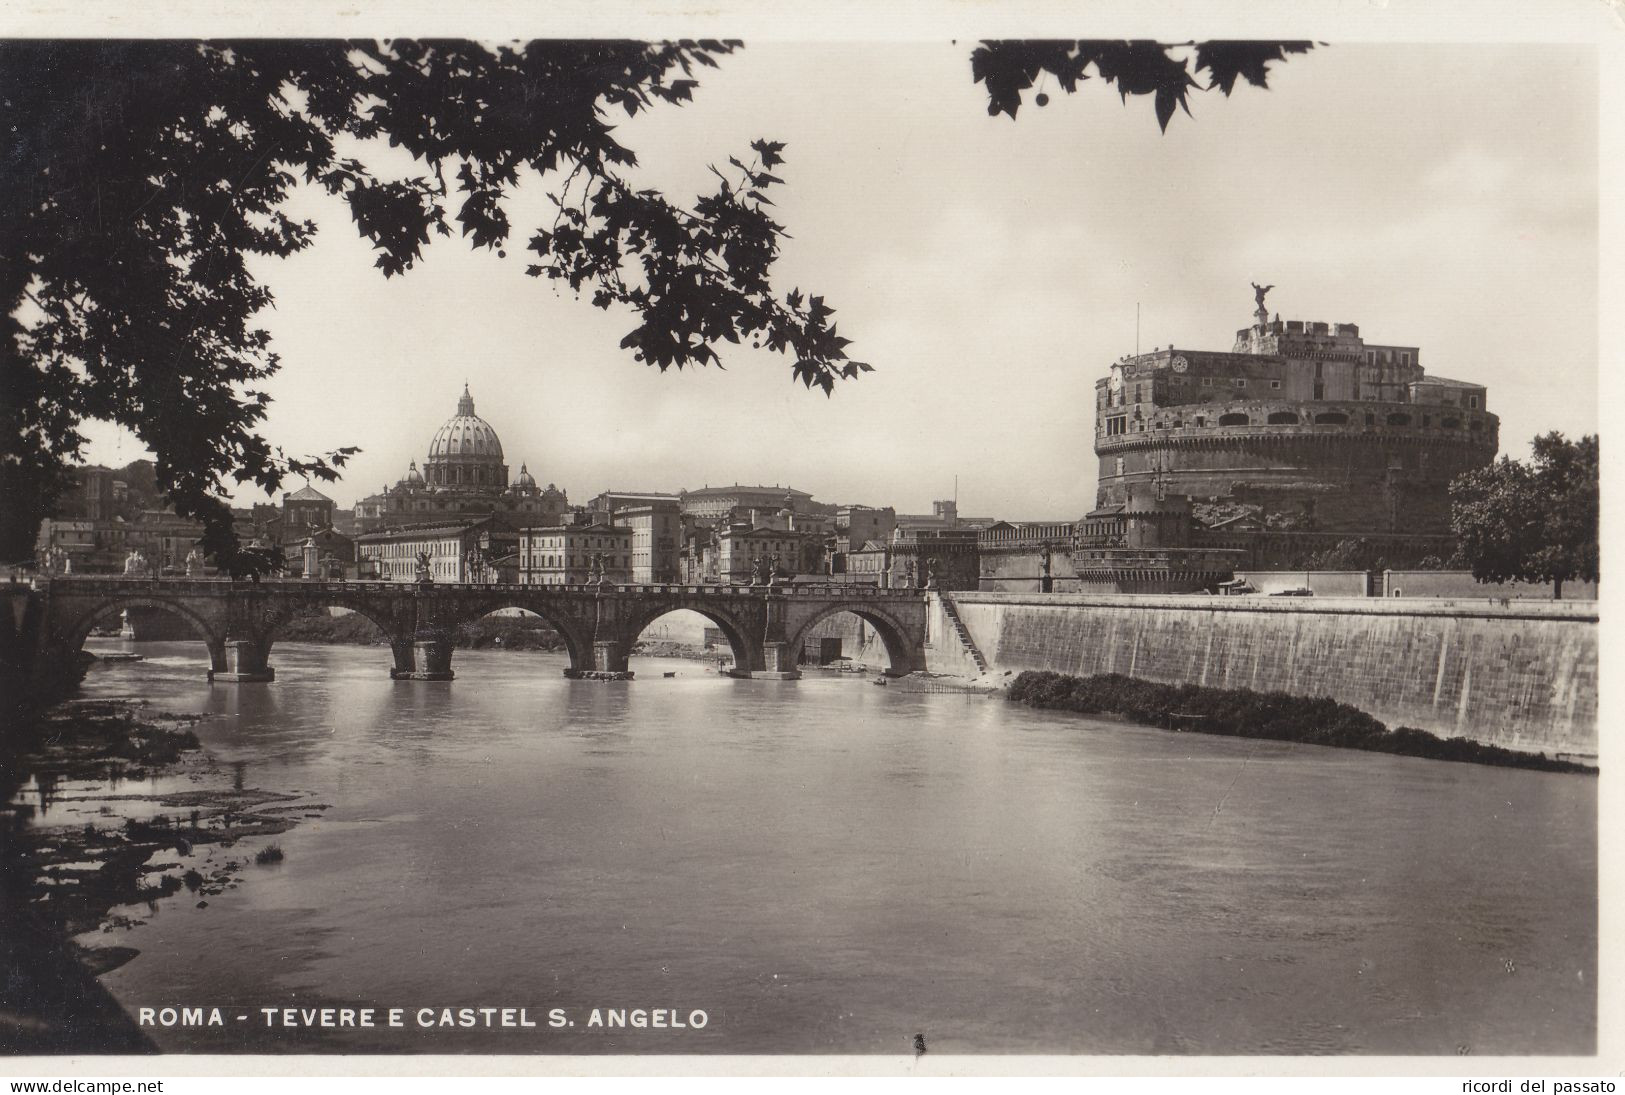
<box><xmin>755</xmin><ymin>640</ymin><xmax>801</xmax><ymax>681</ymax></box>
<box><xmin>388</xmin><ymin>638</ymin><xmax>417</xmax><ymax>680</ymax></box>
<box><xmin>209</xmin><ymin>638</ymin><xmax>275</xmax><ymax>683</ymax></box>
<box><xmin>563</xmin><ymin>640</ymin><xmax>633</xmax><ymax>680</ymax></box>
<box><xmin>399</xmin><ymin>630</ymin><xmax>455</xmax><ymax>681</ymax></box>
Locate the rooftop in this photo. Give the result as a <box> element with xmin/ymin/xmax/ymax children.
<box><xmin>521</xmin><ymin>522</ymin><xmax>629</xmax><ymax>535</ymax></box>
<box><xmin>683</xmin><ymin>484</ymin><xmax>813</xmax><ymax>498</ymax></box>
<box><xmin>354</xmin><ymin>518</ymin><xmax>491</xmax><ymax>541</ymax></box>
<box><xmin>1412</xmin><ymin>375</ymin><xmax>1485</xmax><ymax>389</ymax></box>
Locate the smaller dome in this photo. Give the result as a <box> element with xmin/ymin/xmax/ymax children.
<box><xmin>515</xmin><ymin>463</ymin><xmax>537</xmax><ymax>489</ymax></box>
<box><xmin>405</xmin><ymin>460</ymin><xmax>424</xmax><ymax>485</ymax></box>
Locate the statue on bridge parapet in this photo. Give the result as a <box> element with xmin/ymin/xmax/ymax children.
<box><xmin>768</xmin><ymin>554</ymin><xmax>783</xmax><ymax>587</ymax></box>
<box><xmin>902</xmin><ymin>558</ymin><xmax>916</xmax><ymax>590</ymax></box>
<box><xmin>925</xmin><ymin>556</ymin><xmax>939</xmax><ymax>590</ymax></box>
<box><xmin>122</xmin><ymin>549</ymin><xmax>148</xmax><ymax>578</ymax></box>
<box><xmin>415</xmin><ymin>549</ymin><xmax>433</xmax><ymax>586</ymax></box>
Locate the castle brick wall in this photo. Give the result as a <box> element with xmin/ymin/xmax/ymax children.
<box><xmin>1097</xmin><ymin>427</ymin><xmax>1492</xmax><ymax>536</ymax></box>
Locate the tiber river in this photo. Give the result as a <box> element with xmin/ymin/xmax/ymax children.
<box><xmin>37</xmin><ymin>634</ymin><xmax>1596</xmax><ymax>1055</ymax></box>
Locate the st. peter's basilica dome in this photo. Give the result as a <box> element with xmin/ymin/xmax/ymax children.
<box><xmin>420</xmin><ymin>386</ymin><xmax>509</xmax><ymax>490</ymax></box>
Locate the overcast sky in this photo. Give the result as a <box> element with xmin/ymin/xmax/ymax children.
<box><xmin>75</xmin><ymin>38</ymin><xmax>1599</xmax><ymax>521</ymax></box>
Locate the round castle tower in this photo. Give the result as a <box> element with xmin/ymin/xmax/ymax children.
<box><xmin>1090</xmin><ymin>289</ymin><xmax>1499</xmax><ymax>542</ymax></box>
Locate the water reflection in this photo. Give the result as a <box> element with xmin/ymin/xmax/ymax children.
<box><xmin>69</xmin><ymin>639</ymin><xmax>1597</xmax><ymax>1056</ymax></box>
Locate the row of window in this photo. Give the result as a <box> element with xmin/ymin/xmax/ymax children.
<box><xmin>522</xmin><ymin>555</ymin><xmax>631</xmax><ymax>569</ymax></box>
<box><xmin>1364</xmin><ymin>349</ymin><xmax>1413</xmax><ymax>366</ymax></box>
<box><xmin>1104</xmin><ymin>411</ymin><xmax>1487</xmax><ymax>434</ymax></box>
<box><xmin>366</xmin><ymin>539</ymin><xmax>465</xmax><ymax>557</ymax></box>
<box><xmin>523</xmin><ymin>537</ymin><xmax>629</xmax><ymax>550</ymax></box>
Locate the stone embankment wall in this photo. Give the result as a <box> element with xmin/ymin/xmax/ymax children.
<box><xmin>927</xmin><ymin>593</ymin><xmax>1597</xmax><ymax>759</ymax></box>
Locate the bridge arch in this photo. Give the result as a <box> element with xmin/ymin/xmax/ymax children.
<box><xmin>58</xmin><ymin>595</ymin><xmax>225</xmax><ymax>655</ymax></box>
<box><xmin>447</xmin><ymin>597</ymin><xmax>594</xmax><ymax>674</ymax></box>
<box><xmin>783</xmin><ymin>602</ymin><xmax>922</xmax><ymax>678</ymax></box>
<box><xmin>257</xmin><ymin>595</ymin><xmax>410</xmax><ymax>648</ymax></box>
<box><xmin>619</xmin><ymin>601</ymin><xmax>759</xmax><ymax>677</ymax></box>
<box><xmin>255</xmin><ymin>594</ymin><xmax>414</xmax><ymax>676</ymax></box>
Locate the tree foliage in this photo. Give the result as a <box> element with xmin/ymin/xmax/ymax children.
<box><xmin>1449</xmin><ymin>432</ymin><xmax>1598</xmax><ymax>598</ymax></box>
<box><xmin>970</xmin><ymin>40</ymin><xmax>1314</xmax><ymax>130</ymax></box>
<box><xmin>1</xmin><ymin>38</ymin><xmax>867</xmax><ymax>566</ymax></box>
<box><xmin>1300</xmin><ymin>537</ymin><xmax>1387</xmax><ymax>574</ymax></box>
<box><xmin>3</xmin><ymin>38</ymin><xmax>1313</xmax><ymax>569</ymax></box>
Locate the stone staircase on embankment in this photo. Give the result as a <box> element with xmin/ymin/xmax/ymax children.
<box><xmin>939</xmin><ymin>593</ymin><xmax>990</xmax><ymax>674</ymax></box>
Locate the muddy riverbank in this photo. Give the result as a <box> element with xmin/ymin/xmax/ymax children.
<box><xmin>0</xmin><ymin>698</ymin><xmax>323</xmax><ymax>1052</ymax></box>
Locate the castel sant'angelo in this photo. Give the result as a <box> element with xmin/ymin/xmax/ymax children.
<box><xmin>1079</xmin><ymin>285</ymin><xmax>1499</xmax><ymax>575</ymax></box>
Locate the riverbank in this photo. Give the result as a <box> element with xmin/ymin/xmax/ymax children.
<box><xmin>1006</xmin><ymin>671</ymin><xmax>1596</xmax><ymax>773</ymax></box>
<box><xmin>0</xmin><ymin>698</ymin><xmax>323</xmax><ymax>1052</ymax></box>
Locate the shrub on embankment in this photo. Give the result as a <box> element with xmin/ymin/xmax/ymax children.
<box><xmin>1006</xmin><ymin>671</ymin><xmax>1593</xmax><ymax>773</ymax></box>
<box><xmin>273</xmin><ymin>613</ymin><xmax>389</xmax><ymax>645</ymax></box>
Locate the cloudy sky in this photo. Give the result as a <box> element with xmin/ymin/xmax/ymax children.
<box><xmin>74</xmin><ymin>32</ymin><xmax>1600</xmax><ymax>521</ymax></box>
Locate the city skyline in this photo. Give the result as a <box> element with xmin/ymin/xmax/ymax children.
<box><xmin>2</xmin><ymin>8</ymin><xmax>1609</xmax><ymax>1073</ymax></box>
<box><xmin>69</xmin><ymin>39</ymin><xmax>1599</xmax><ymax>523</ymax></box>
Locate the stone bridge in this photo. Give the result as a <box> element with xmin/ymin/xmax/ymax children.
<box><xmin>21</xmin><ymin>577</ymin><xmax>930</xmax><ymax>683</ymax></box>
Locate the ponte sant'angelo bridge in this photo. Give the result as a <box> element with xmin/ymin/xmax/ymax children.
<box><xmin>22</xmin><ymin>577</ymin><xmax>931</xmax><ymax>683</ymax></box>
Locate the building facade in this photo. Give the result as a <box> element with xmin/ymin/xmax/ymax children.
<box><xmin>282</xmin><ymin>484</ymin><xmax>336</xmax><ymax>533</ymax></box>
<box><xmin>888</xmin><ymin>528</ymin><xmax>980</xmax><ymax>591</ymax></box>
<box><xmin>355</xmin><ymin>519</ymin><xmax>515</xmax><ymax>583</ymax></box>
<box><xmin>834</xmin><ymin>505</ymin><xmax>897</xmax><ymax>553</ymax></box>
<box><xmin>714</xmin><ymin>526</ymin><xmax>823</xmax><ymax>584</ymax></box>
<box><xmin>611</xmin><ymin>501</ymin><xmax>681</xmax><ymax>584</ymax></box>
<box><xmin>519</xmin><ymin>523</ymin><xmax>632</xmax><ymax>586</ymax></box>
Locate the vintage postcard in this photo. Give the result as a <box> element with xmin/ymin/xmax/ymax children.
<box><xmin>0</xmin><ymin>0</ymin><xmax>1616</xmax><ymax>1082</ymax></box>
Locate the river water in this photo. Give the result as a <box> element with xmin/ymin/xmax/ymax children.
<box><xmin>38</xmin><ymin>638</ymin><xmax>1597</xmax><ymax>1055</ymax></box>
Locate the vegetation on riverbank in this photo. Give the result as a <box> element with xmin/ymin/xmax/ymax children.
<box><xmin>1006</xmin><ymin>671</ymin><xmax>1594</xmax><ymax>773</ymax></box>
<box><xmin>273</xmin><ymin>611</ymin><xmax>567</xmax><ymax>651</ymax></box>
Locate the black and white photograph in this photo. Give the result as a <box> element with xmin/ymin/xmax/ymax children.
<box><xmin>0</xmin><ymin>0</ymin><xmax>1613</xmax><ymax>1079</ymax></box>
